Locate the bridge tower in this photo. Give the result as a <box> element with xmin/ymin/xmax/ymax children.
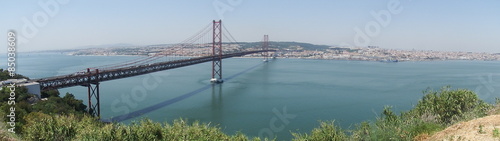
<box><xmin>210</xmin><ymin>20</ymin><xmax>223</xmax><ymax>83</ymax></box>
<box><xmin>262</xmin><ymin>35</ymin><xmax>269</xmax><ymax>62</ymax></box>
<box><xmin>86</xmin><ymin>68</ymin><xmax>100</xmax><ymax>118</ymax></box>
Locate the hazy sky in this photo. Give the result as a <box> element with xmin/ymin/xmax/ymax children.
<box><xmin>1</xmin><ymin>0</ymin><xmax>500</xmax><ymax>53</ymax></box>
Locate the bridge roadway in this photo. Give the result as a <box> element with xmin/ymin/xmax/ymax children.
<box><xmin>33</xmin><ymin>50</ymin><xmax>275</xmax><ymax>90</ymax></box>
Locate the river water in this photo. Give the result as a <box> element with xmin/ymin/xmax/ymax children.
<box><xmin>4</xmin><ymin>52</ymin><xmax>500</xmax><ymax>140</ymax></box>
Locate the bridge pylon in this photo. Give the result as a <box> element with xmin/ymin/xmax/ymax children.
<box><xmin>211</xmin><ymin>20</ymin><xmax>223</xmax><ymax>83</ymax></box>
<box><xmin>262</xmin><ymin>35</ymin><xmax>269</xmax><ymax>62</ymax></box>
<box><xmin>86</xmin><ymin>68</ymin><xmax>100</xmax><ymax>118</ymax></box>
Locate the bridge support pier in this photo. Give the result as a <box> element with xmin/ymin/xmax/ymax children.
<box><xmin>211</xmin><ymin>20</ymin><xmax>223</xmax><ymax>83</ymax></box>
<box><xmin>86</xmin><ymin>68</ymin><xmax>100</xmax><ymax>118</ymax></box>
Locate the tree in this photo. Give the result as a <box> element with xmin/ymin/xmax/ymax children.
<box><xmin>62</xmin><ymin>93</ymin><xmax>87</xmax><ymax>112</ymax></box>
<box><xmin>41</xmin><ymin>89</ymin><xmax>60</xmax><ymax>98</ymax></box>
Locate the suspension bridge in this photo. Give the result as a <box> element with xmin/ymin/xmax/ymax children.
<box><xmin>31</xmin><ymin>20</ymin><xmax>275</xmax><ymax>118</ymax></box>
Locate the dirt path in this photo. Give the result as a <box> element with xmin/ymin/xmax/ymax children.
<box><xmin>426</xmin><ymin>115</ymin><xmax>500</xmax><ymax>141</ymax></box>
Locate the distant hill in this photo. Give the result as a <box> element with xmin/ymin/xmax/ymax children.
<box><xmin>37</xmin><ymin>41</ymin><xmax>331</xmax><ymax>54</ymax></box>
<box><xmin>233</xmin><ymin>41</ymin><xmax>331</xmax><ymax>51</ymax></box>
<box><xmin>75</xmin><ymin>43</ymin><xmax>137</xmax><ymax>49</ymax></box>
<box><xmin>72</xmin><ymin>42</ymin><xmax>331</xmax><ymax>51</ymax></box>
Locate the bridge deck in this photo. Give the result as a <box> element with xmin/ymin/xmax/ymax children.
<box><xmin>33</xmin><ymin>50</ymin><xmax>274</xmax><ymax>90</ymax></box>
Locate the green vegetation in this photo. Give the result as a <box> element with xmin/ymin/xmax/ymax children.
<box><xmin>0</xmin><ymin>69</ymin><xmax>498</xmax><ymax>140</ymax></box>
<box><xmin>0</xmin><ymin>87</ymin><xmax>87</xmax><ymax>133</ymax></box>
<box><xmin>411</xmin><ymin>87</ymin><xmax>491</xmax><ymax>125</ymax></box>
<box><xmin>291</xmin><ymin>121</ymin><xmax>347</xmax><ymax>141</ymax></box>
<box><xmin>492</xmin><ymin>98</ymin><xmax>500</xmax><ymax>115</ymax></box>
<box><xmin>0</xmin><ymin>69</ymin><xmax>28</xmax><ymax>80</ymax></box>
<box><xmin>493</xmin><ymin>128</ymin><xmax>499</xmax><ymax>138</ymax></box>
<box><xmin>0</xmin><ymin>70</ymin><xmax>87</xmax><ymax>136</ymax></box>
<box><xmin>21</xmin><ymin>113</ymin><xmax>260</xmax><ymax>141</ymax></box>
<box><xmin>479</xmin><ymin>125</ymin><xmax>486</xmax><ymax>134</ymax></box>
<box><xmin>6</xmin><ymin>112</ymin><xmax>266</xmax><ymax>140</ymax></box>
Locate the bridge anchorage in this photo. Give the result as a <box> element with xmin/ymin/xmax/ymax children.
<box><xmin>34</xmin><ymin>20</ymin><xmax>276</xmax><ymax>118</ymax></box>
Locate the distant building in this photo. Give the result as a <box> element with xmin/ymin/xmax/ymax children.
<box><xmin>1</xmin><ymin>79</ymin><xmax>41</xmax><ymax>98</ymax></box>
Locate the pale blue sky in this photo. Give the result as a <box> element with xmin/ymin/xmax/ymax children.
<box><xmin>1</xmin><ymin>0</ymin><xmax>500</xmax><ymax>53</ymax></box>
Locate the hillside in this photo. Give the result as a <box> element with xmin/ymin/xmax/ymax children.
<box><xmin>423</xmin><ymin>105</ymin><xmax>500</xmax><ymax>141</ymax></box>
<box><xmin>235</xmin><ymin>41</ymin><xmax>331</xmax><ymax>51</ymax></box>
<box><xmin>67</xmin><ymin>41</ymin><xmax>332</xmax><ymax>56</ymax></box>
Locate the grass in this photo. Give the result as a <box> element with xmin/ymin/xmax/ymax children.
<box><xmin>478</xmin><ymin>125</ymin><xmax>486</xmax><ymax>134</ymax></box>
<box><xmin>291</xmin><ymin>121</ymin><xmax>347</xmax><ymax>141</ymax></box>
<box><xmin>20</xmin><ymin>112</ymin><xmax>264</xmax><ymax>141</ymax></box>
<box><xmin>494</xmin><ymin>128</ymin><xmax>500</xmax><ymax>138</ymax></box>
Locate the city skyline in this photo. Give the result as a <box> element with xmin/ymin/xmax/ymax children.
<box><xmin>1</xmin><ymin>0</ymin><xmax>500</xmax><ymax>53</ymax></box>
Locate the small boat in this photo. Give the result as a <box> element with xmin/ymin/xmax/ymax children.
<box><xmin>380</xmin><ymin>59</ymin><xmax>398</xmax><ymax>63</ymax></box>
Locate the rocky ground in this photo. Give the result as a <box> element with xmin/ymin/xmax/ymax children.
<box><xmin>426</xmin><ymin>115</ymin><xmax>500</xmax><ymax>141</ymax></box>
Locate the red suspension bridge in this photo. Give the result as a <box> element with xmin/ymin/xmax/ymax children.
<box><xmin>32</xmin><ymin>20</ymin><xmax>275</xmax><ymax>118</ymax></box>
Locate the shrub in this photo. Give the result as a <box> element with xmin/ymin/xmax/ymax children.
<box><xmin>490</xmin><ymin>98</ymin><xmax>500</xmax><ymax>115</ymax></box>
<box><xmin>411</xmin><ymin>86</ymin><xmax>492</xmax><ymax>125</ymax></box>
<box><xmin>76</xmin><ymin>118</ymin><xmax>262</xmax><ymax>140</ymax></box>
<box><xmin>292</xmin><ymin>121</ymin><xmax>347</xmax><ymax>141</ymax></box>
<box><xmin>23</xmin><ymin>112</ymin><xmax>67</xmax><ymax>140</ymax></box>
<box><xmin>23</xmin><ymin>113</ymin><xmax>260</xmax><ymax>141</ymax></box>
<box><xmin>493</xmin><ymin>128</ymin><xmax>499</xmax><ymax>138</ymax></box>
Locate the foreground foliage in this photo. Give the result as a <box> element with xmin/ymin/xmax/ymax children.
<box><xmin>0</xmin><ymin>88</ymin><xmax>87</xmax><ymax>133</ymax></box>
<box><xmin>292</xmin><ymin>121</ymin><xmax>347</xmax><ymax>141</ymax></box>
<box><xmin>411</xmin><ymin>87</ymin><xmax>491</xmax><ymax>125</ymax></box>
<box><xmin>22</xmin><ymin>112</ymin><xmax>260</xmax><ymax>141</ymax></box>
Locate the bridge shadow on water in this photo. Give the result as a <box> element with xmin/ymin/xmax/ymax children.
<box><xmin>102</xmin><ymin>62</ymin><xmax>266</xmax><ymax>123</ymax></box>
<box><xmin>210</xmin><ymin>84</ymin><xmax>223</xmax><ymax>121</ymax></box>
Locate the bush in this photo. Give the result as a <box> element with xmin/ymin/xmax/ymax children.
<box><xmin>490</xmin><ymin>98</ymin><xmax>500</xmax><ymax>115</ymax></box>
<box><xmin>292</xmin><ymin>121</ymin><xmax>347</xmax><ymax>141</ymax></box>
<box><xmin>22</xmin><ymin>113</ymin><xmax>260</xmax><ymax>141</ymax></box>
<box><xmin>0</xmin><ymin>69</ymin><xmax>28</xmax><ymax>80</ymax></box>
<box><xmin>411</xmin><ymin>86</ymin><xmax>492</xmax><ymax>125</ymax></box>
<box><xmin>41</xmin><ymin>89</ymin><xmax>60</xmax><ymax>98</ymax></box>
<box><xmin>22</xmin><ymin>112</ymin><xmax>84</xmax><ymax>140</ymax></box>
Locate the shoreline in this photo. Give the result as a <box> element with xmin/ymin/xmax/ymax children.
<box><xmin>68</xmin><ymin>55</ymin><xmax>500</xmax><ymax>62</ymax></box>
<box><xmin>18</xmin><ymin>52</ymin><xmax>500</xmax><ymax>62</ymax></box>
